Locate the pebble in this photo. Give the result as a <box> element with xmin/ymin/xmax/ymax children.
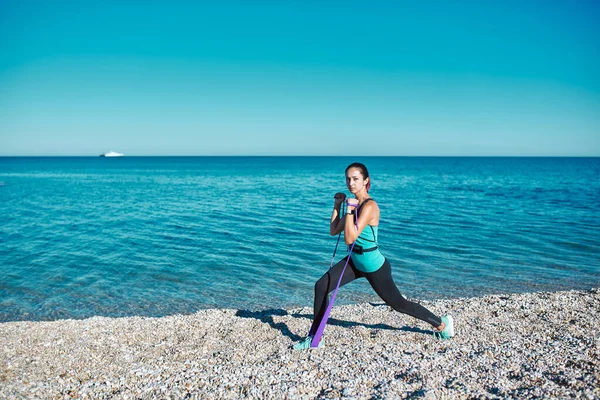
<box><xmin>1</xmin><ymin>289</ymin><xmax>599</xmax><ymax>399</ymax></box>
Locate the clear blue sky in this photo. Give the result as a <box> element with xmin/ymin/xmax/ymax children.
<box><xmin>1</xmin><ymin>0</ymin><xmax>599</xmax><ymax>156</ymax></box>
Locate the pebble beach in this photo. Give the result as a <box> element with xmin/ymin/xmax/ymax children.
<box><xmin>1</xmin><ymin>289</ymin><xmax>598</xmax><ymax>399</ymax></box>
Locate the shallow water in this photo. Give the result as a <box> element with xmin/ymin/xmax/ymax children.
<box><xmin>1</xmin><ymin>156</ymin><xmax>599</xmax><ymax>321</ymax></box>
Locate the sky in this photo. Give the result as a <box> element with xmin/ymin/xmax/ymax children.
<box><xmin>0</xmin><ymin>0</ymin><xmax>599</xmax><ymax>156</ymax></box>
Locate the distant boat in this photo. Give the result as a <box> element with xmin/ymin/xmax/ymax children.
<box><xmin>100</xmin><ymin>151</ymin><xmax>124</xmax><ymax>157</ymax></box>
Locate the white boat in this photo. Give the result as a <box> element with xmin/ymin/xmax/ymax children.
<box><xmin>100</xmin><ymin>151</ymin><xmax>124</xmax><ymax>157</ymax></box>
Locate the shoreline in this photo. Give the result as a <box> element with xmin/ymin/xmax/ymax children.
<box><xmin>2</xmin><ymin>289</ymin><xmax>598</xmax><ymax>399</ymax></box>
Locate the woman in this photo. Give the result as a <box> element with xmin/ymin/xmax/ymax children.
<box><xmin>294</xmin><ymin>162</ymin><xmax>454</xmax><ymax>350</ymax></box>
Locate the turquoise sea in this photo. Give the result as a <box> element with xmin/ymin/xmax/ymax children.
<box><xmin>1</xmin><ymin>157</ymin><xmax>599</xmax><ymax>322</ymax></box>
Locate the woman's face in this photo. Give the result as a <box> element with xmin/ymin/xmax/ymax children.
<box><xmin>346</xmin><ymin>167</ymin><xmax>367</xmax><ymax>194</ymax></box>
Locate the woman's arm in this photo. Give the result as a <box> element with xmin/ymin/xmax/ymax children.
<box><xmin>330</xmin><ymin>192</ymin><xmax>346</xmax><ymax>236</ymax></box>
<box><xmin>330</xmin><ymin>205</ymin><xmax>346</xmax><ymax>235</ymax></box>
<box><xmin>344</xmin><ymin>202</ymin><xmax>379</xmax><ymax>244</ymax></box>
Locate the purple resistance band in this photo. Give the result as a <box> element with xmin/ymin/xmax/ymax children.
<box><xmin>310</xmin><ymin>202</ymin><xmax>358</xmax><ymax>348</ymax></box>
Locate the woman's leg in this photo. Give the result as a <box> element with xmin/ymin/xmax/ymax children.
<box><xmin>366</xmin><ymin>259</ymin><xmax>442</xmax><ymax>327</ymax></box>
<box><xmin>308</xmin><ymin>257</ymin><xmax>362</xmax><ymax>336</ymax></box>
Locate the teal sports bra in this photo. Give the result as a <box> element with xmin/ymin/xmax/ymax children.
<box><xmin>349</xmin><ymin>199</ymin><xmax>385</xmax><ymax>273</ymax></box>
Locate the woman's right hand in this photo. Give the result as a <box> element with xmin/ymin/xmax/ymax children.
<box><xmin>333</xmin><ymin>192</ymin><xmax>346</xmax><ymax>206</ymax></box>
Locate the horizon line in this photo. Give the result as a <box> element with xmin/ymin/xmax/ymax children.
<box><xmin>1</xmin><ymin>155</ymin><xmax>599</xmax><ymax>158</ymax></box>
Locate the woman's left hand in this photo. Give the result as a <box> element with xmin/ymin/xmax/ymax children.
<box><xmin>346</xmin><ymin>198</ymin><xmax>359</xmax><ymax>208</ymax></box>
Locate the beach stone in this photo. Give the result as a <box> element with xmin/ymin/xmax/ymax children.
<box><xmin>1</xmin><ymin>289</ymin><xmax>598</xmax><ymax>399</ymax></box>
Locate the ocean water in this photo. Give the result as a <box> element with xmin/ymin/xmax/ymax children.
<box><xmin>1</xmin><ymin>156</ymin><xmax>599</xmax><ymax>322</ymax></box>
